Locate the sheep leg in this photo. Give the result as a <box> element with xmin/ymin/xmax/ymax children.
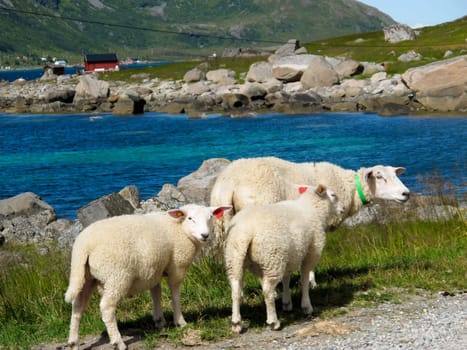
<box><xmin>261</xmin><ymin>277</ymin><xmax>281</xmax><ymax>330</ymax></box>
<box><xmin>300</xmin><ymin>267</ymin><xmax>313</xmax><ymax>315</ymax></box>
<box><xmin>150</xmin><ymin>284</ymin><xmax>166</xmax><ymax>329</ymax></box>
<box><xmin>168</xmin><ymin>278</ymin><xmax>187</xmax><ymax>327</ymax></box>
<box><xmin>281</xmin><ymin>273</ymin><xmax>293</xmax><ymax>311</ymax></box>
<box><xmin>100</xmin><ymin>294</ymin><xmax>126</xmax><ymax>350</ymax></box>
<box><xmin>67</xmin><ymin>278</ymin><xmax>95</xmax><ymax>350</ymax></box>
<box><xmin>230</xmin><ymin>277</ymin><xmax>243</xmax><ymax>333</ymax></box>
<box><xmin>309</xmin><ymin>270</ymin><xmax>318</xmax><ymax>288</ymax></box>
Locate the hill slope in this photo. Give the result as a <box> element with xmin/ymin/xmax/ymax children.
<box><xmin>0</xmin><ymin>0</ymin><xmax>396</xmax><ymax>66</ymax></box>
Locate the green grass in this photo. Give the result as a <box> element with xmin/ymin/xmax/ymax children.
<box><xmin>0</xmin><ymin>201</ymin><xmax>465</xmax><ymax>348</ymax></box>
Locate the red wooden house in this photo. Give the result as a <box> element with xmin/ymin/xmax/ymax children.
<box><xmin>84</xmin><ymin>53</ymin><xmax>119</xmax><ymax>72</ymax></box>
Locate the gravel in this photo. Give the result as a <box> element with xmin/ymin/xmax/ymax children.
<box><xmin>194</xmin><ymin>290</ymin><xmax>467</xmax><ymax>350</ymax></box>
<box><xmin>37</xmin><ymin>290</ymin><xmax>466</xmax><ymax>350</ymax></box>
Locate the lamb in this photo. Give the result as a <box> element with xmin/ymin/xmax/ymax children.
<box><xmin>224</xmin><ymin>184</ymin><xmax>344</xmax><ymax>332</ymax></box>
<box><xmin>64</xmin><ymin>204</ymin><xmax>232</xmax><ymax>350</ymax></box>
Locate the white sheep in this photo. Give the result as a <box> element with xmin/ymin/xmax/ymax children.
<box><xmin>64</xmin><ymin>204</ymin><xmax>232</xmax><ymax>350</ymax></box>
<box><xmin>210</xmin><ymin>156</ymin><xmax>410</xmax><ymax>288</ymax></box>
<box><xmin>225</xmin><ymin>184</ymin><xmax>343</xmax><ymax>332</ymax></box>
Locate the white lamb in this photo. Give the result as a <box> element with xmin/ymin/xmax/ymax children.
<box><xmin>210</xmin><ymin>156</ymin><xmax>410</xmax><ymax>288</ymax></box>
<box><xmin>225</xmin><ymin>184</ymin><xmax>344</xmax><ymax>332</ymax></box>
<box><xmin>64</xmin><ymin>204</ymin><xmax>232</xmax><ymax>350</ymax></box>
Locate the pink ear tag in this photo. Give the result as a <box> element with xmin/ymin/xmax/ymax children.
<box><xmin>214</xmin><ymin>208</ymin><xmax>224</xmax><ymax>218</ymax></box>
<box><xmin>298</xmin><ymin>186</ymin><xmax>308</xmax><ymax>194</ymax></box>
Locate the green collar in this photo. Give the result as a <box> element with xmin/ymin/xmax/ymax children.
<box><xmin>355</xmin><ymin>173</ymin><xmax>369</xmax><ymax>205</ymax></box>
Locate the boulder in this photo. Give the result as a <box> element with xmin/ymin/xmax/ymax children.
<box><xmin>325</xmin><ymin>57</ymin><xmax>362</xmax><ymax>79</ymax></box>
<box><xmin>138</xmin><ymin>184</ymin><xmax>188</xmax><ymax>213</ymax></box>
<box><xmin>274</xmin><ymin>39</ymin><xmax>300</xmax><ymax>57</ymax></box>
<box><xmin>44</xmin><ymin>88</ymin><xmax>75</xmax><ymax>103</ymax></box>
<box><xmin>112</xmin><ymin>90</ymin><xmax>146</xmax><ymax>115</ymax></box>
<box><xmin>184</xmin><ymin>68</ymin><xmax>205</xmax><ymax>83</ymax></box>
<box><xmin>77</xmin><ymin>192</ymin><xmax>135</xmax><ymax>228</ymax></box>
<box><xmin>402</xmin><ymin>55</ymin><xmax>467</xmax><ymax>111</ymax></box>
<box><xmin>300</xmin><ymin>56</ymin><xmax>339</xmax><ymax>89</ymax></box>
<box><xmin>246</xmin><ymin>61</ymin><xmax>273</xmax><ymax>83</ymax></box>
<box><xmin>271</xmin><ymin>54</ymin><xmax>320</xmax><ymax>82</ymax></box>
<box><xmin>186</xmin><ymin>81</ymin><xmax>211</xmax><ymax>95</ymax></box>
<box><xmin>239</xmin><ymin>82</ymin><xmax>268</xmax><ymax>100</ymax></box>
<box><xmin>383</xmin><ymin>24</ymin><xmax>417</xmax><ymax>43</ymax></box>
<box><xmin>398</xmin><ymin>50</ymin><xmax>422</xmax><ymax>62</ymax></box>
<box><xmin>73</xmin><ymin>74</ymin><xmax>109</xmax><ymax>102</ymax></box>
<box><xmin>206</xmin><ymin>69</ymin><xmax>236</xmax><ymax>83</ymax></box>
<box><xmin>119</xmin><ymin>185</ymin><xmax>140</xmax><ymax>209</ymax></box>
<box><xmin>0</xmin><ymin>192</ymin><xmax>58</xmax><ymax>245</ymax></box>
<box><xmin>177</xmin><ymin>158</ymin><xmax>231</xmax><ymax>205</ymax></box>
<box><xmin>222</xmin><ymin>92</ymin><xmax>250</xmax><ymax>109</ymax></box>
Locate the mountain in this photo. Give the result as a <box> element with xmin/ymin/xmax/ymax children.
<box><xmin>0</xmin><ymin>0</ymin><xmax>396</xmax><ymax>66</ymax></box>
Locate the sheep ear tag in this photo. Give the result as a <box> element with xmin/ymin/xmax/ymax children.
<box><xmin>168</xmin><ymin>209</ymin><xmax>185</xmax><ymax>219</ymax></box>
<box><xmin>213</xmin><ymin>206</ymin><xmax>232</xmax><ymax>219</ymax></box>
<box><xmin>298</xmin><ymin>186</ymin><xmax>308</xmax><ymax>194</ymax></box>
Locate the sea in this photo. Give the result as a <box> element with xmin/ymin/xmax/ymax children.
<box><xmin>0</xmin><ymin>62</ymin><xmax>169</xmax><ymax>82</ymax></box>
<box><xmin>0</xmin><ymin>112</ymin><xmax>465</xmax><ymax>219</ymax></box>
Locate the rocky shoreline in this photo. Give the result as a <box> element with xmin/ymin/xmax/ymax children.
<box><xmin>0</xmin><ymin>40</ymin><xmax>466</xmax><ymax>117</ymax></box>
<box><xmin>0</xmin><ymin>158</ymin><xmax>462</xmax><ymax>251</ymax></box>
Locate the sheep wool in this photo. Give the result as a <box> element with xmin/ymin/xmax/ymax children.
<box><xmin>224</xmin><ymin>184</ymin><xmax>343</xmax><ymax>332</ymax></box>
<box><xmin>65</xmin><ymin>204</ymin><xmax>231</xmax><ymax>350</ymax></box>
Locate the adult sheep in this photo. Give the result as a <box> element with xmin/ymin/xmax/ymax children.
<box><xmin>225</xmin><ymin>184</ymin><xmax>344</xmax><ymax>332</ymax></box>
<box><xmin>65</xmin><ymin>204</ymin><xmax>232</xmax><ymax>350</ymax></box>
<box><xmin>211</xmin><ymin>156</ymin><xmax>410</xmax><ymax>242</ymax></box>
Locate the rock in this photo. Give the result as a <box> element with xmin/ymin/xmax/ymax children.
<box><xmin>402</xmin><ymin>55</ymin><xmax>467</xmax><ymax>111</ymax></box>
<box><xmin>138</xmin><ymin>184</ymin><xmax>188</xmax><ymax>213</ymax></box>
<box><xmin>206</xmin><ymin>69</ymin><xmax>236</xmax><ymax>83</ymax></box>
<box><xmin>44</xmin><ymin>88</ymin><xmax>75</xmax><ymax>103</ymax></box>
<box><xmin>0</xmin><ymin>192</ymin><xmax>58</xmax><ymax>245</ymax></box>
<box><xmin>186</xmin><ymin>81</ymin><xmax>211</xmax><ymax>95</ymax></box>
<box><xmin>325</xmin><ymin>57</ymin><xmax>362</xmax><ymax>79</ymax></box>
<box><xmin>274</xmin><ymin>39</ymin><xmax>300</xmax><ymax>57</ymax></box>
<box><xmin>73</xmin><ymin>74</ymin><xmax>109</xmax><ymax>102</ymax></box>
<box><xmin>112</xmin><ymin>90</ymin><xmax>146</xmax><ymax>115</ymax></box>
<box><xmin>184</xmin><ymin>68</ymin><xmax>205</xmax><ymax>83</ymax></box>
<box><xmin>177</xmin><ymin>158</ymin><xmax>230</xmax><ymax>205</ymax></box>
<box><xmin>398</xmin><ymin>50</ymin><xmax>422</xmax><ymax>62</ymax></box>
<box><xmin>383</xmin><ymin>24</ymin><xmax>417</xmax><ymax>43</ymax></box>
<box><xmin>222</xmin><ymin>92</ymin><xmax>250</xmax><ymax>109</ymax></box>
<box><xmin>77</xmin><ymin>192</ymin><xmax>135</xmax><ymax>228</ymax></box>
<box><xmin>300</xmin><ymin>56</ymin><xmax>339</xmax><ymax>89</ymax></box>
<box><xmin>239</xmin><ymin>82</ymin><xmax>268</xmax><ymax>100</ymax></box>
<box><xmin>361</xmin><ymin>62</ymin><xmax>386</xmax><ymax>75</ymax></box>
<box><xmin>271</xmin><ymin>54</ymin><xmax>320</xmax><ymax>82</ymax></box>
<box><xmin>246</xmin><ymin>61</ymin><xmax>273</xmax><ymax>83</ymax></box>
<box><xmin>119</xmin><ymin>185</ymin><xmax>140</xmax><ymax>209</ymax></box>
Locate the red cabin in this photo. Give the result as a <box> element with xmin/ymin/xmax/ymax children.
<box><xmin>84</xmin><ymin>53</ymin><xmax>119</xmax><ymax>72</ymax></box>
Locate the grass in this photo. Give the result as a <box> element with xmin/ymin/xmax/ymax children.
<box><xmin>0</xmin><ymin>196</ymin><xmax>465</xmax><ymax>348</ymax></box>
<box><xmin>96</xmin><ymin>17</ymin><xmax>467</xmax><ymax>84</ymax></box>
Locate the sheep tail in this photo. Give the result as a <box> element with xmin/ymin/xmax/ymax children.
<box><xmin>64</xmin><ymin>245</ymin><xmax>89</xmax><ymax>303</ymax></box>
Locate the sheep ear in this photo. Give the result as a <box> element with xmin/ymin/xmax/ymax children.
<box><xmin>314</xmin><ymin>184</ymin><xmax>327</xmax><ymax>196</ymax></box>
<box><xmin>168</xmin><ymin>209</ymin><xmax>185</xmax><ymax>219</ymax></box>
<box><xmin>212</xmin><ymin>206</ymin><xmax>232</xmax><ymax>219</ymax></box>
<box><xmin>395</xmin><ymin>167</ymin><xmax>406</xmax><ymax>175</ymax></box>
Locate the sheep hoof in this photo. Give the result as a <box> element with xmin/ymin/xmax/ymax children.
<box><xmin>302</xmin><ymin>306</ymin><xmax>313</xmax><ymax>315</ymax></box>
<box><xmin>154</xmin><ymin>318</ymin><xmax>167</xmax><ymax>329</ymax></box>
<box><xmin>268</xmin><ymin>321</ymin><xmax>281</xmax><ymax>331</ymax></box>
<box><xmin>282</xmin><ymin>302</ymin><xmax>293</xmax><ymax>312</ymax></box>
<box><xmin>231</xmin><ymin>322</ymin><xmax>242</xmax><ymax>333</ymax></box>
<box><xmin>111</xmin><ymin>341</ymin><xmax>127</xmax><ymax>350</ymax></box>
<box><xmin>67</xmin><ymin>341</ymin><xmax>78</xmax><ymax>350</ymax></box>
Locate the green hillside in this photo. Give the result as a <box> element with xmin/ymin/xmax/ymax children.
<box><xmin>0</xmin><ymin>0</ymin><xmax>395</xmax><ymax>67</ymax></box>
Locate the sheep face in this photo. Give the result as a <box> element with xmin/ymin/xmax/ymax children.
<box><xmin>365</xmin><ymin>166</ymin><xmax>410</xmax><ymax>203</ymax></box>
<box><xmin>300</xmin><ymin>184</ymin><xmax>345</xmax><ymax>217</ymax></box>
<box><xmin>168</xmin><ymin>204</ymin><xmax>232</xmax><ymax>242</ymax></box>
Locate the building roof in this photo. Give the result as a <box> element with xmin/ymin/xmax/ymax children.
<box><xmin>84</xmin><ymin>53</ymin><xmax>118</xmax><ymax>63</ymax></box>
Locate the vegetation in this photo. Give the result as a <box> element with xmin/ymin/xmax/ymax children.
<box><xmin>0</xmin><ymin>0</ymin><xmax>395</xmax><ymax>67</ymax></box>
<box><xmin>0</xmin><ymin>190</ymin><xmax>465</xmax><ymax>348</ymax></box>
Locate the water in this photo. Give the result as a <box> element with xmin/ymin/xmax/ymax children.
<box><xmin>0</xmin><ymin>62</ymin><xmax>169</xmax><ymax>82</ymax></box>
<box><xmin>0</xmin><ymin>112</ymin><xmax>465</xmax><ymax>219</ymax></box>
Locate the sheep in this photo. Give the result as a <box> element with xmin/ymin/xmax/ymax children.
<box><xmin>224</xmin><ymin>184</ymin><xmax>344</xmax><ymax>332</ymax></box>
<box><xmin>64</xmin><ymin>204</ymin><xmax>232</xmax><ymax>350</ymax></box>
<box><xmin>210</xmin><ymin>156</ymin><xmax>410</xmax><ymax>288</ymax></box>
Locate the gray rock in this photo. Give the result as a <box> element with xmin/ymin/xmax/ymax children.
<box><xmin>300</xmin><ymin>56</ymin><xmax>339</xmax><ymax>89</ymax></box>
<box><xmin>383</xmin><ymin>24</ymin><xmax>417</xmax><ymax>43</ymax></box>
<box><xmin>77</xmin><ymin>192</ymin><xmax>135</xmax><ymax>228</ymax></box>
<box><xmin>177</xmin><ymin>158</ymin><xmax>231</xmax><ymax>205</ymax></box>
<box><xmin>398</xmin><ymin>50</ymin><xmax>422</xmax><ymax>62</ymax></box>
<box><xmin>184</xmin><ymin>68</ymin><xmax>205</xmax><ymax>83</ymax></box>
<box><xmin>246</xmin><ymin>61</ymin><xmax>273</xmax><ymax>83</ymax></box>
<box><xmin>119</xmin><ymin>185</ymin><xmax>141</xmax><ymax>209</ymax></box>
<box><xmin>271</xmin><ymin>54</ymin><xmax>321</xmax><ymax>82</ymax></box>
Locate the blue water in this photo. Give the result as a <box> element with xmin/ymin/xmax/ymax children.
<box><xmin>0</xmin><ymin>112</ymin><xmax>465</xmax><ymax>219</ymax></box>
<box><xmin>0</xmin><ymin>62</ymin><xmax>169</xmax><ymax>82</ymax></box>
